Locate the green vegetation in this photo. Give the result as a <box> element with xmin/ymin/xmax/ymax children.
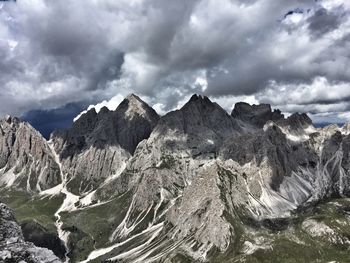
<box><xmin>210</xmin><ymin>198</ymin><xmax>350</xmax><ymax>263</ymax></box>
<box><xmin>1</xmin><ymin>187</ymin><xmax>350</xmax><ymax>263</ymax></box>
<box><xmin>0</xmin><ymin>189</ymin><xmax>63</xmax><ymax>233</ymax></box>
<box><xmin>59</xmin><ymin>191</ymin><xmax>133</xmax><ymax>261</ymax></box>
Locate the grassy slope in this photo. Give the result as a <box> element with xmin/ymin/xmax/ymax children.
<box><xmin>0</xmin><ymin>189</ymin><xmax>64</xmax><ymax>233</ymax></box>
<box><xmin>59</xmin><ymin>191</ymin><xmax>133</xmax><ymax>261</ymax></box>
<box><xmin>210</xmin><ymin>198</ymin><xmax>350</xmax><ymax>263</ymax></box>
<box><xmin>1</xmin><ymin>187</ymin><xmax>350</xmax><ymax>263</ymax></box>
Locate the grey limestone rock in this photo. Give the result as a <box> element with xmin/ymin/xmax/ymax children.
<box><xmin>0</xmin><ymin>116</ymin><xmax>61</xmax><ymax>192</ymax></box>
<box><xmin>51</xmin><ymin>94</ymin><xmax>159</xmax><ymax>195</ymax></box>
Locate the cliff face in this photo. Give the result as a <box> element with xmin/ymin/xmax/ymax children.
<box><xmin>0</xmin><ymin>202</ymin><xmax>61</xmax><ymax>263</ymax></box>
<box><xmin>0</xmin><ymin>116</ymin><xmax>61</xmax><ymax>192</ymax></box>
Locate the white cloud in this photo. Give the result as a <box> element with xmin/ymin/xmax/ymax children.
<box><xmin>259</xmin><ymin>77</ymin><xmax>350</xmax><ymax>106</ymax></box>
<box><xmin>74</xmin><ymin>94</ymin><xmax>124</xmax><ymax>122</ymax></box>
<box><xmin>0</xmin><ymin>0</ymin><xmax>349</xmax><ymax>125</ymax></box>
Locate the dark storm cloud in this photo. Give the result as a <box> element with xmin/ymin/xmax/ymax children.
<box><xmin>0</xmin><ymin>0</ymin><xmax>349</xmax><ymax>125</ymax></box>
<box><xmin>307</xmin><ymin>7</ymin><xmax>345</xmax><ymax>37</ymax></box>
<box><xmin>22</xmin><ymin>101</ymin><xmax>89</xmax><ymax>139</ymax></box>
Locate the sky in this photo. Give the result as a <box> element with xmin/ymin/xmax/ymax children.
<box><xmin>0</xmin><ymin>0</ymin><xmax>350</xmax><ymax>136</ymax></box>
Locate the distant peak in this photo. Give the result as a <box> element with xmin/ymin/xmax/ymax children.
<box><xmin>286</xmin><ymin>112</ymin><xmax>313</xmax><ymax>127</ymax></box>
<box><xmin>232</xmin><ymin>102</ymin><xmax>284</xmax><ymax>128</ymax></box>
<box><xmin>117</xmin><ymin>94</ymin><xmax>159</xmax><ymax>121</ymax></box>
<box><xmin>183</xmin><ymin>94</ymin><xmax>214</xmax><ymax>110</ymax></box>
<box><xmin>233</xmin><ymin>102</ymin><xmax>272</xmax><ymax>113</ymax></box>
<box><xmin>188</xmin><ymin>94</ymin><xmax>210</xmax><ymax>102</ymax></box>
<box><xmin>120</xmin><ymin>94</ymin><xmax>146</xmax><ymax>110</ymax></box>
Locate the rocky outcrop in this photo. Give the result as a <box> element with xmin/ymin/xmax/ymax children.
<box><xmin>276</xmin><ymin>112</ymin><xmax>313</xmax><ymax>136</ymax></box>
<box><xmin>0</xmin><ymin>116</ymin><xmax>61</xmax><ymax>192</ymax></box>
<box><xmin>0</xmin><ymin>202</ymin><xmax>61</xmax><ymax>263</ymax></box>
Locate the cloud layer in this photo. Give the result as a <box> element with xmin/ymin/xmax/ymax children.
<box><xmin>0</xmin><ymin>0</ymin><xmax>350</xmax><ymax>123</ymax></box>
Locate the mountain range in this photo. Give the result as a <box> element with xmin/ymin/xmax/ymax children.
<box><xmin>1</xmin><ymin>94</ymin><xmax>350</xmax><ymax>263</ymax></box>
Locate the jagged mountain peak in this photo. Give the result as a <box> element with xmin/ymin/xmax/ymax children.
<box><xmin>70</xmin><ymin>107</ymin><xmax>98</xmax><ymax>134</ymax></box>
<box><xmin>184</xmin><ymin>94</ymin><xmax>218</xmax><ymax>108</ymax></box>
<box><xmin>232</xmin><ymin>101</ymin><xmax>284</xmax><ymax>128</ymax></box>
<box><xmin>125</xmin><ymin>93</ymin><xmax>141</xmax><ymax>101</ymax></box>
<box><xmin>275</xmin><ymin>112</ymin><xmax>314</xmax><ymax>139</ymax></box>
<box><xmin>179</xmin><ymin>94</ymin><xmax>234</xmax><ymax>124</ymax></box>
<box><xmin>285</xmin><ymin>112</ymin><xmax>313</xmax><ymax>127</ymax></box>
<box><xmin>233</xmin><ymin>101</ymin><xmax>272</xmax><ymax>112</ymax></box>
<box><xmin>3</xmin><ymin>114</ymin><xmax>20</xmax><ymax>124</ymax></box>
<box><xmin>98</xmin><ymin>106</ymin><xmax>110</xmax><ymax>115</ymax></box>
<box><xmin>117</xmin><ymin>93</ymin><xmax>158</xmax><ymax>122</ymax></box>
<box><xmin>188</xmin><ymin>93</ymin><xmax>211</xmax><ymax>102</ymax></box>
<box><xmin>58</xmin><ymin>94</ymin><xmax>159</xmax><ymax>145</ymax></box>
<box><xmin>53</xmin><ymin>95</ymin><xmax>159</xmax><ymax>142</ymax></box>
<box><xmin>1</xmin><ymin>115</ymin><xmax>30</xmax><ymax>130</ymax></box>
<box><xmin>0</xmin><ymin>114</ymin><xmax>50</xmax><ymax>145</ymax></box>
<box><xmin>50</xmin><ymin>94</ymin><xmax>159</xmax><ymax>194</ymax></box>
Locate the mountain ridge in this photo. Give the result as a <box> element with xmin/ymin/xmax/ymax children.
<box><xmin>1</xmin><ymin>94</ymin><xmax>350</xmax><ymax>262</ymax></box>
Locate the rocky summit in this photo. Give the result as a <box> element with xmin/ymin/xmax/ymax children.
<box><xmin>1</xmin><ymin>94</ymin><xmax>350</xmax><ymax>263</ymax></box>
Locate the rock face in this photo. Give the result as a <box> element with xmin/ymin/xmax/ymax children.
<box><xmin>51</xmin><ymin>94</ymin><xmax>159</xmax><ymax>194</ymax></box>
<box><xmin>0</xmin><ymin>116</ymin><xmax>61</xmax><ymax>192</ymax></box>
<box><xmin>0</xmin><ymin>202</ymin><xmax>61</xmax><ymax>263</ymax></box>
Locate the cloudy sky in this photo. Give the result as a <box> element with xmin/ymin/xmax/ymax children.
<box><xmin>0</xmin><ymin>0</ymin><xmax>349</xmax><ymax>136</ymax></box>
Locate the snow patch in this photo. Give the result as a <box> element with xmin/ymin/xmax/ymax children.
<box><xmin>80</xmin><ymin>223</ymin><xmax>164</xmax><ymax>263</ymax></box>
<box><xmin>79</xmin><ymin>190</ymin><xmax>96</xmax><ymax>206</ymax></box>
<box><xmin>48</xmin><ymin>141</ymin><xmax>80</xmax><ymax>262</ymax></box>
<box><xmin>242</xmin><ymin>241</ymin><xmax>270</xmax><ymax>255</ymax></box>
<box><xmin>207</xmin><ymin>139</ymin><xmax>214</xmax><ymax>144</ymax></box>
<box><xmin>40</xmin><ymin>183</ymin><xmax>63</xmax><ymax>196</ymax></box>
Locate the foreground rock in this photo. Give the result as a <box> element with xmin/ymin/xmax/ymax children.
<box><xmin>0</xmin><ymin>202</ymin><xmax>61</xmax><ymax>263</ymax></box>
